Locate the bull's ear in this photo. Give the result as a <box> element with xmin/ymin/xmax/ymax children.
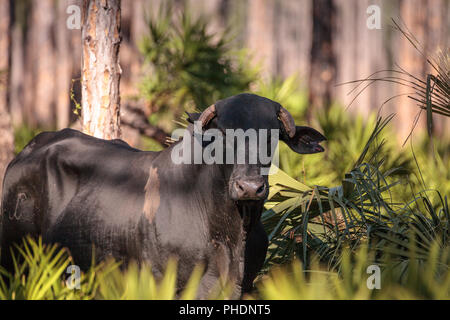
<box><xmin>186</xmin><ymin>112</ymin><xmax>201</xmax><ymax>124</ymax></box>
<box><xmin>282</xmin><ymin>126</ymin><xmax>326</xmax><ymax>154</ymax></box>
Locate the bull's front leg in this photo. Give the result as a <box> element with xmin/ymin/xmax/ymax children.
<box><xmin>196</xmin><ymin>240</ymin><xmax>244</xmax><ymax>299</ymax></box>
<box><xmin>241</xmin><ymin>221</ymin><xmax>268</xmax><ymax>294</ymax></box>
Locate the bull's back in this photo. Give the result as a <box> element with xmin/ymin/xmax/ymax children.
<box><xmin>1</xmin><ymin>129</ymin><xmax>156</xmax><ymax>269</ymax></box>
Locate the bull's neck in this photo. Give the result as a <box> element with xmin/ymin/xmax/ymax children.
<box><xmin>154</xmin><ymin>141</ymin><xmax>262</xmax><ymax>234</ymax></box>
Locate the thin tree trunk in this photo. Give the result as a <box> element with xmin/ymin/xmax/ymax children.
<box><xmin>277</xmin><ymin>0</ymin><xmax>312</xmax><ymax>80</ymax></box>
<box><xmin>424</xmin><ymin>0</ymin><xmax>449</xmax><ymax>137</ymax></box>
<box><xmin>81</xmin><ymin>0</ymin><xmax>122</xmax><ymax>140</ymax></box>
<box><xmin>55</xmin><ymin>0</ymin><xmax>72</xmax><ymax>130</ymax></box>
<box><xmin>247</xmin><ymin>0</ymin><xmax>276</xmax><ymax>79</ymax></box>
<box><xmin>69</xmin><ymin>0</ymin><xmax>83</xmax><ymax>126</ymax></box>
<box><xmin>335</xmin><ymin>0</ymin><xmax>388</xmax><ymax>118</ymax></box>
<box><xmin>118</xmin><ymin>0</ymin><xmax>141</xmax><ymax>146</ymax></box>
<box><xmin>334</xmin><ymin>0</ymin><xmax>357</xmax><ymax>108</ymax></box>
<box><xmin>9</xmin><ymin>17</ymin><xmax>24</xmax><ymax>126</ymax></box>
<box><xmin>0</xmin><ymin>0</ymin><xmax>15</xmax><ymax>197</ymax></box>
<box><xmin>308</xmin><ymin>0</ymin><xmax>337</xmax><ymax>116</ymax></box>
<box><xmin>24</xmin><ymin>0</ymin><xmax>56</xmax><ymax>128</ymax></box>
<box><xmin>396</xmin><ymin>0</ymin><xmax>428</xmax><ymax>141</ymax></box>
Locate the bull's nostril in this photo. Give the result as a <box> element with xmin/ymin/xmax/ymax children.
<box><xmin>256</xmin><ymin>185</ymin><xmax>265</xmax><ymax>195</ymax></box>
<box><xmin>233</xmin><ymin>179</ymin><xmax>266</xmax><ymax>200</ymax></box>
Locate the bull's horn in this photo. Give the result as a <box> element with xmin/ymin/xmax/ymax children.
<box><xmin>278</xmin><ymin>106</ymin><xmax>296</xmax><ymax>138</ymax></box>
<box><xmin>198</xmin><ymin>104</ymin><xmax>216</xmax><ymax>127</ymax></box>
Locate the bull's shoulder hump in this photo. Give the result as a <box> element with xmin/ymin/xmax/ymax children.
<box><xmin>10</xmin><ymin>129</ymin><xmax>157</xmax><ymax>176</ymax></box>
<box><xmin>18</xmin><ymin>128</ymin><xmax>81</xmax><ymax>156</ymax></box>
<box><xmin>10</xmin><ymin>128</ymin><xmax>164</xmax><ymax>174</ymax></box>
<box><xmin>19</xmin><ymin>129</ymin><xmax>145</xmax><ymax>158</ymax></box>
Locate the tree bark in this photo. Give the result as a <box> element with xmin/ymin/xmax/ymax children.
<box><xmin>81</xmin><ymin>0</ymin><xmax>122</xmax><ymax>140</ymax></box>
<box><xmin>0</xmin><ymin>0</ymin><xmax>15</xmax><ymax>197</ymax></box>
<box><xmin>55</xmin><ymin>0</ymin><xmax>73</xmax><ymax>130</ymax></box>
<box><xmin>308</xmin><ymin>0</ymin><xmax>337</xmax><ymax>115</ymax></box>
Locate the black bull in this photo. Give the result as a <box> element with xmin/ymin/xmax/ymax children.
<box><xmin>0</xmin><ymin>93</ymin><xmax>325</xmax><ymax>298</ymax></box>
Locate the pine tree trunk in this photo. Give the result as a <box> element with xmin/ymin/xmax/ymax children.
<box><xmin>0</xmin><ymin>0</ymin><xmax>15</xmax><ymax>197</ymax></box>
<box><xmin>24</xmin><ymin>0</ymin><xmax>56</xmax><ymax>128</ymax></box>
<box><xmin>9</xmin><ymin>20</ymin><xmax>24</xmax><ymax>127</ymax></box>
<box><xmin>423</xmin><ymin>0</ymin><xmax>449</xmax><ymax>137</ymax></box>
<box><xmin>334</xmin><ymin>0</ymin><xmax>388</xmax><ymax>118</ymax></box>
<box><xmin>396</xmin><ymin>0</ymin><xmax>428</xmax><ymax>141</ymax></box>
<box><xmin>55</xmin><ymin>0</ymin><xmax>72</xmax><ymax>130</ymax></box>
<box><xmin>276</xmin><ymin>0</ymin><xmax>312</xmax><ymax>80</ymax></box>
<box><xmin>308</xmin><ymin>0</ymin><xmax>336</xmax><ymax>115</ymax></box>
<box><xmin>81</xmin><ymin>0</ymin><xmax>122</xmax><ymax>140</ymax></box>
<box><xmin>247</xmin><ymin>0</ymin><xmax>276</xmax><ymax>79</ymax></box>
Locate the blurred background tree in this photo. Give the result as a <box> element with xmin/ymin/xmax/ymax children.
<box><xmin>0</xmin><ymin>0</ymin><xmax>14</xmax><ymax>197</ymax></box>
<box><xmin>307</xmin><ymin>0</ymin><xmax>336</xmax><ymax>119</ymax></box>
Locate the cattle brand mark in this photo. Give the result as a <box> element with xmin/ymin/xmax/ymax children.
<box><xmin>143</xmin><ymin>167</ymin><xmax>160</xmax><ymax>223</ymax></box>
<box><xmin>9</xmin><ymin>193</ymin><xmax>27</xmax><ymax>220</ymax></box>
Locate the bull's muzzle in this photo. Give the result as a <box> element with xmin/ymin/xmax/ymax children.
<box><xmin>231</xmin><ymin>176</ymin><xmax>267</xmax><ymax>201</ymax></box>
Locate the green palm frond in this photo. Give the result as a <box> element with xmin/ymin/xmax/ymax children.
<box><xmin>263</xmin><ymin>113</ymin><xmax>449</xmax><ymax>276</ymax></box>
<box><xmin>0</xmin><ymin>237</ymin><xmax>111</xmax><ymax>300</ymax></box>
<box><xmin>254</xmin><ymin>241</ymin><xmax>449</xmax><ymax>300</ymax></box>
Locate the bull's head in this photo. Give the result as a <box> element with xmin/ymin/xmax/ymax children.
<box><xmin>186</xmin><ymin>93</ymin><xmax>326</xmax><ymax>206</ymax></box>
